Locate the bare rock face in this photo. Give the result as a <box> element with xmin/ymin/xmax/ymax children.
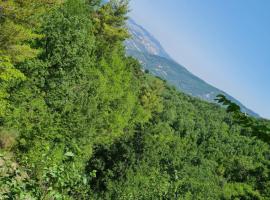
<box><xmin>125</xmin><ymin>19</ymin><xmax>171</xmax><ymax>59</ymax></box>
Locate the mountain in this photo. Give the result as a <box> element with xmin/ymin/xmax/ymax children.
<box><xmin>125</xmin><ymin>19</ymin><xmax>171</xmax><ymax>60</ymax></box>
<box><xmin>125</xmin><ymin>19</ymin><xmax>259</xmax><ymax>117</ymax></box>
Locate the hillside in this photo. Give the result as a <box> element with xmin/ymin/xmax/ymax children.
<box><xmin>125</xmin><ymin>19</ymin><xmax>259</xmax><ymax>117</ymax></box>
<box><xmin>0</xmin><ymin>0</ymin><xmax>269</xmax><ymax>199</ymax></box>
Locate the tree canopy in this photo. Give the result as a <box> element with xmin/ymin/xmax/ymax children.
<box><xmin>0</xmin><ymin>0</ymin><xmax>269</xmax><ymax>199</ymax></box>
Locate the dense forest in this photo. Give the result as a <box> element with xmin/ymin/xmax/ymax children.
<box><xmin>0</xmin><ymin>0</ymin><xmax>270</xmax><ymax>199</ymax></box>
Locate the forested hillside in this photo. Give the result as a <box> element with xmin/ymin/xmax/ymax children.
<box><xmin>0</xmin><ymin>0</ymin><xmax>269</xmax><ymax>199</ymax></box>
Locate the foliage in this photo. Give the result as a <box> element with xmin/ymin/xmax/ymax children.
<box><xmin>0</xmin><ymin>0</ymin><xmax>61</xmax><ymax>63</ymax></box>
<box><xmin>0</xmin><ymin>0</ymin><xmax>269</xmax><ymax>199</ymax></box>
<box><xmin>216</xmin><ymin>94</ymin><xmax>270</xmax><ymax>144</ymax></box>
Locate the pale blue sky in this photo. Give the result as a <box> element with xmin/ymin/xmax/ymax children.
<box><xmin>129</xmin><ymin>0</ymin><xmax>270</xmax><ymax>119</ymax></box>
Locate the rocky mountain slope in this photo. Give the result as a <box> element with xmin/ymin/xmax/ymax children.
<box><xmin>125</xmin><ymin>19</ymin><xmax>259</xmax><ymax>117</ymax></box>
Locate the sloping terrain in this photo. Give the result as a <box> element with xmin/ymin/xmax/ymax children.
<box><xmin>125</xmin><ymin>19</ymin><xmax>259</xmax><ymax>117</ymax></box>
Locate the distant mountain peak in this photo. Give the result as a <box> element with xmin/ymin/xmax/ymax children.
<box><xmin>126</xmin><ymin>19</ymin><xmax>171</xmax><ymax>60</ymax></box>
<box><xmin>125</xmin><ymin>18</ymin><xmax>259</xmax><ymax>117</ymax></box>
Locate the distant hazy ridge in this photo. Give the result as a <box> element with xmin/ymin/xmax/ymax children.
<box><xmin>125</xmin><ymin>19</ymin><xmax>259</xmax><ymax>117</ymax></box>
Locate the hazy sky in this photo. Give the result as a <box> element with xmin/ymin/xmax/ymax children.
<box><xmin>129</xmin><ymin>0</ymin><xmax>270</xmax><ymax>119</ymax></box>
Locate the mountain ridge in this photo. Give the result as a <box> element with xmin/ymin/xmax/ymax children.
<box><xmin>126</xmin><ymin>19</ymin><xmax>172</xmax><ymax>60</ymax></box>
<box><xmin>125</xmin><ymin>19</ymin><xmax>259</xmax><ymax>117</ymax></box>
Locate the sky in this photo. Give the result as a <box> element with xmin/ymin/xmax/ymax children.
<box><xmin>129</xmin><ymin>0</ymin><xmax>270</xmax><ymax>119</ymax></box>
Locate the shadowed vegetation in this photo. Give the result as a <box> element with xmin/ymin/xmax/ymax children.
<box><xmin>0</xmin><ymin>0</ymin><xmax>269</xmax><ymax>199</ymax></box>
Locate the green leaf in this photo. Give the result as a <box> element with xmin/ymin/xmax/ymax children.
<box><xmin>64</xmin><ymin>152</ymin><xmax>75</xmax><ymax>157</ymax></box>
